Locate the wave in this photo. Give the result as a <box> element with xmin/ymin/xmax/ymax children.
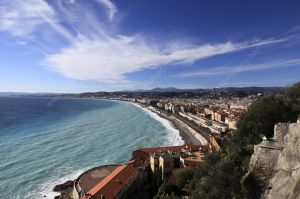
<box><xmin>3</xmin><ymin>99</ymin><xmax>185</xmax><ymax>199</ymax></box>
<box><xmin>130</xmin><ymin>102</ymin><xmax>184</xmax><ymax>145</ymax></box>
<box><xmin>24</xmin><ymin>168</ymin><xmax>89</xmax><ymax>199</ymax></box>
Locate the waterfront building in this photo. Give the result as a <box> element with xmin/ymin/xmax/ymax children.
<box><xmin>180</xmin><ymin>151</ymin><xmax>205</xmax><ymax>168</ymax></box>
<box><xmin>75</xmin><ymin>160</ymin><xmax>149</xmax><ymax>199</ymax></box>
<box><xmin>148</xmin><ymin>144</ymin><xmax>208</xmax><ymax>180</ymax></box>
<box><xmin>75</xmin><ymin>144</ymin><xmax>210</xmax><ymax>199</ymax></box>
<box><xmin>159</xmin><ymin>152</ymin><xmax>180</xmax><ymax>180</ymax></box>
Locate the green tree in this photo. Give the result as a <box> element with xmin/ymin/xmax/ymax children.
<box><xmin>286</xmin><ymin>82</ymin><xmax>300</xmax><ymax>113</ymax></box>
<box><xmin>157</xmin><ymin>182</ymin><xmax>180</xmax><ymax>196</ymax></box>
<box><xmin>156</xmin><ymin>193</ymin><xmax>181</xmax><ymax>199</ymax></box>
<box><xmin>174</xmin><ymin>168</ymin><xmax>193</xmax><ymax>189</ymax></box>
<box><xmin>237</xmin><ymin>94</ymin><xmax>296</xmax><ymax>142</ymax></box>
<box><xmin>188</xmin><ymin>82</ymin><xmax>300</xmax><ymax>199</ymax></box>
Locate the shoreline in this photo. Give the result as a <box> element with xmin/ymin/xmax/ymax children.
<box><xmin>47</xmin><ymin>97</ymin><xmax>209</xmax><ymax>145</ymax></box>
<box><xmin>53</xmin><ymin>98</ymin><xmax>209</xmax><ymax>198</ymax></box>
<box><xmin>132</xmin><ymin>103</ymin><xmax>185</xmax><ymax>145</ymax></box>
<box><xmin>126</xmin><ymin>100</ymin><xmax>208</xmax><ymax>146</ymax></box>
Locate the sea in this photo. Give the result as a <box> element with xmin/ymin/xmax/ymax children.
<box><xmin>0</xmin><ymin>97</ymin><xmax>183</xmax><ymax>199</ymax></box>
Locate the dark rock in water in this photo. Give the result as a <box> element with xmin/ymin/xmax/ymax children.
<box><xmin>55</xmin><ymin>187</ymin><xmax>73</xmax><ymax>199</ymax></box>
<box><xmin>53</xmin><ymin>180</ymin><xmax>74</xmax><ymax>192</ymax></box>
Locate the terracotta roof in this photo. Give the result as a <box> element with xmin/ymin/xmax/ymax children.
<box><xmin>87</xmin><ymin>165</ymin><xmax>127</xmax><ymax>196</ymax></box>
<box><xmin>138</xmin><ymin>146</ymin><xmax>183</xmax><ymax>153</ymax></box>
<box><xmin>82</xmin><ymin>144</ymin><xmax>203</xmax><ymax>199</ymax></box>
<box><xmin>87</xmin><ymin>163</ymin><xmax>139</xmax><ymax>199</ymax></box>
<box><xmin>139</xmin><ymin>144</ymin><xmax>203</xmax><ymax>154</ymax></box>
<box><xmin>132</xmin><ymin>145</ymin><xmax>186</xmax><ymax>161</ymax></box>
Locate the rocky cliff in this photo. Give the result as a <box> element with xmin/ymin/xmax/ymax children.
<box><xmin>243</xmin><ymin>119</ymin><xmax>300</xmax><ymax>199</ymax></box>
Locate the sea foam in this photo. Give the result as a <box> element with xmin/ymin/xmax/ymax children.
<box><xmin>24</xmin><ymin>168</ymin><xmax>88</xmax><ymax>199</ymax></box>
<box><xmin>0</xmin><ymin>97</ymin><xmax>184</xmax><ymax>199</ymax></box>
<box><xmin>129</xmin><ymin>102</ymin><xmax>184</xmax><ymax>145</ymax></box>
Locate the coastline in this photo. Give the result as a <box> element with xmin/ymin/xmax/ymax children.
<box><xmin>52</xmin><ymin>98</ymin><xmax>209</xmax><ymax>199</ymax></box>
<box><xmin>126</xmin><ymin>100</ymin><xmax>208</xmax><ymax>145</ymax></box>
<box><xmin>47</xmin><ymin>97</ymin><xmax>208</xmax><ymax>145</ymax></box>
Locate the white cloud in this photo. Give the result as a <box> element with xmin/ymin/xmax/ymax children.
<box><xmin>177</xmin><ymin>59</ymin><xmax>300</xmax><ymax>77</ymax></box>
<box><xmin>0</xmin><ymin>0</ymin><xmax>294</xmax><ymax>84</ymax></box>
<box><xmin>95</xmin><ymin>0</ymin><xmax>117</xmax><ymax>21</ymax></box>
<box><xmin>44</xmin><ymin>35</ymin><xmax>286</xmax><ymax>82</ymax></box>
<box><xmin>0</xmin><ymin>0</ymin><xmax>55</xmax><ymax>36</ymax></box>
<box><xmin>0</xmin><ymin>0</ymin><xmax>75</xmax><ymax>42</ymax></box>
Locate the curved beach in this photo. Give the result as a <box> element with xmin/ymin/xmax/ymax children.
<box><xmin>0</xmin><ymin>97</ymin><xmax>191</xmax><ymax>199</ymax></box>
<box><xmin>129</xmin><ymin>101</ymin><xmax>208</xmax><ymax>145</ymax></box>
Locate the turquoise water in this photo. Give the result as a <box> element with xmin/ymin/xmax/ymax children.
<box><xmin>0</xmin><ymin>97</ymin><xmax>183</xmax><ymax>199</ymax></box>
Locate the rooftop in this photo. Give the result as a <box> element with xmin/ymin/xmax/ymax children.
<box><xmin>88</xmin><ymin>162</ymin><xmax>140</xmax><ymax>199</ymax></box>
<box><xmin>77</xmin><ymin>165</ymin><xmax>119</xmax><ymax>196</ymax></box>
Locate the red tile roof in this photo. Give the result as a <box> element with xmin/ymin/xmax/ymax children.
<box><xmin>132</xmin><ymin>145</ymin><xmax>184</xmax><ymax>161</ymax></box>
<box><xmin>138</xmin><ymin>146</ymin><xmax>184</xmax><ymax>153</ymax></box>
<box><xmin>87</xmin><ymin>165</ymin><xmax>127</xmax><ymax>196</ymax></box>
<box><xmin>87</xmin><ymin>163</ymin><xmax>139</xmax><ymax>199</ymax></box>
<box><xmin>81</xmin><ymin>144</ymin><xmax>203</xmax><ymax>199</ymax></box>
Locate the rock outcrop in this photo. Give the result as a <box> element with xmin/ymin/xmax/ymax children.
<box><xmin>243</xmin><ymin>120</ymin><xmax>300</xmax><ymax>199</ymax></box>
<box><xmin>53</xmin><ymin>180</ymin><xmax>74</xmax><ymax>192</ymax></box>
<box><xmin>53</xmin><ymin>180</ymin><xmax>74</xmax><ymax>199</ymax></box>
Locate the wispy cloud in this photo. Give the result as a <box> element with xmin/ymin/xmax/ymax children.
<box><xmin>0</xmin><ymin>0</ymin><xmax>75</xmax><ymax>41</ymax></box>
<box><xmin>95</xmin><ymin>0</ymin><xmax>117</xmax><ymax>21</ymax></box>
<box><xmin>177</xmin><ymin>59</ymin><xmax>300</xmax><ymax>77</ymax></box>
<box><xmin>219</xmin><ymin>78</ymin><xmax>297</xmax><ymax>87</ymax></box>
<box><xmin>0</xmin><ymin>0</ymin><xmax>295</xmax><ymax>84</ymax></box>
<box><xmin>0</xmin><ymin>0</ymin><xmax>55</xmax><ymax>36</ymax></box>
<box><xmin>44</xmin><ymin>36</ymin><xmax>288</xmax><ymax>82</ymax></box>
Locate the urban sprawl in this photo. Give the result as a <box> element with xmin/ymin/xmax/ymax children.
<box><xmin>55</xmin><ymin>88</ymin><xmax>282</xmax><ymax>199</ymax></box>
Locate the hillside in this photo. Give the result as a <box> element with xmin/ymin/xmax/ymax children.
<box><xmin>243</xmin><ymin>120</ymin><xmax>300</xmax><ymax>199</ymax></box>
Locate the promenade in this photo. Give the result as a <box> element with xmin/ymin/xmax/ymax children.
<box><xmin>146</xmin><ymin>105</ymin><xmax>209</xmax><ymax>145</ymax></box>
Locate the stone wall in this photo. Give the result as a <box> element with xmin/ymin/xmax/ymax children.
<box><xmin>264</xmin><ymin>121</ymin><xmax>300</xmax><ymax>199</ymax></box>
<box><xmin>242</xmin><ymin>120</ymin><xmax>300</xmax><ymax>199</ymax></box>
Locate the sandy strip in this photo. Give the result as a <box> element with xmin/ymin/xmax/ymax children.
<box><xmin>131</xmin><ymin>102</ymin><xmax>208</xmax><ymax>145</ymax></box>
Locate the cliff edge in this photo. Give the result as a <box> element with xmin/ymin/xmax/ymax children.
<box><xmin>243</xmin><ymin>119</ymin><xmax>300</xmax><ymax>199</ymax></box>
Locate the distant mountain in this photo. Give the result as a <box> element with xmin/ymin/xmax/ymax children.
<box><xmin>0</xmin><ymin>86</ymin><xmax>285</xmax><ymax>97</ymax></box>
<box><xmin>212</xmin><ymin>86</ymin><xmax>285</xmax><ymax>92</ymax></box>
<box><xmin>150</xmin><ymin>87</ymin><xmax>182</xmax><ymax>92</ymax></box>
<box><xmin>118</xmin><ymin>86</ymin><xmax>284</xmax><ymax>93</ymax></box>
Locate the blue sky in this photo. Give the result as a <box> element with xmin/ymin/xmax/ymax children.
<box><xmin>0</xmin><ymin>0</ymin><xmax>300</xmax><ymax>93</ymax></box>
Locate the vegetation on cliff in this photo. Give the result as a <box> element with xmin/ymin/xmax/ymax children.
<box><xmin>189</xmin><ymin>82</ymin><xmax>300</xmax><ymax>199</ymax></box>
<box><xmin>155</xmin><ymin>82</ymin><xmax>300</xmax><ymax>199</ymax></box>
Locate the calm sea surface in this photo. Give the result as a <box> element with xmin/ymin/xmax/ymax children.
<box><xmin>0</xmin><ymin>97</ymin><xmax>183</xmax><ymax>199</ymax></box>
